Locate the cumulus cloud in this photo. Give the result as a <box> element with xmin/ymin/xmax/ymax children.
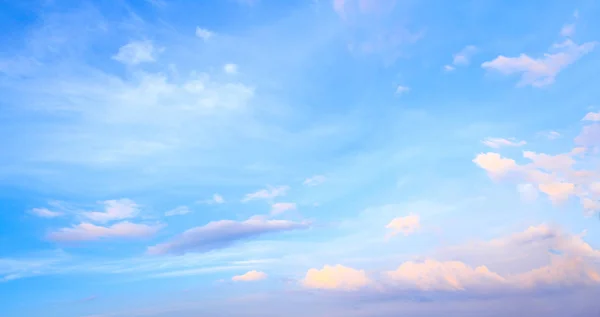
<box><xmin>82</xmin><ymin>199</ymin><xmax>140</xmax><ymax>223</ymax></box>
<box><xmin>232</xmin><ymin>270</ymin><xmax>267</xmax><ymax>282</ymax></box>
<box><xmin>481</xmin><ymin>38</ymin><xmax>596</xmax><ymax>87</ymax></box>
<box><xmin>385</xmin><ymin>214</ymin><xmax>419</xmax><ymax>238</ymax></box>
<box><xmin>270</xmin><ymin>202</ymin><xmax>297</xmax><ymax>215</ymax></box>
<box><xmin>48</xmin><ymin>222</ymin><xmax>161</xmax><ymax>242</ymax></box>
<box><xmin>474</xmin><ymin>114</ymin><xmax>600</xmax><ymax>215</ymax></box>
<box><xmin>29</xmin><ymin>207</ymin><xmax>64</xmax><ymax>218</ymax></box>
<box><xmin>303</xmin><ymin>224</ymin><xmax>600</xmax><ymax>296</ymax></box>
<box><xmin>242</xmin><ymin>186</ymin><xmax>289</xmax><ymax>202</ymax></box>
<box><xmin>165</xmin><ymin>206</ymin><xmax>191</xmax><ymax>216</ymax></box>
<box><xmin>482</xmin><ymin>137</ymin><xmax>526</xmax><ymax>149</ymax></box>
<box><xmin>195</xmin><ymin>27</ymin><xmax>213</xmax><ymax>41</ymax></box>
<box><xmin>386</xmin><ymin>260</ymin><xmax>506</xmax><ymax>291</ymax></box>
<box><xmin>147</xmin><ymin>217</ymin><xmax>310</xmax><ymax>255</ymax></box>
<box><xmin>302</xmin><ymin>264</ymin><xmax>370</xmax><ymax>290</ymax></box>
<box><xmin>303</xmin><ymin>175</ymin><xmax>326</xmax><ymax>186</ymax></box>
<box><xmin>198</xmin><ymin>194</ymin><xmax>225</xmax><ymax>205</ymax></box>
<box><xmin>112</xmin><ymin>40</ymin><xmax>159</xmax><ymax>65</ymax></box>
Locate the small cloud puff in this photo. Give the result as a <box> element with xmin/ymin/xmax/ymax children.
<box><xmin>385</xmin><ymin>214</ymin><xmax>420</xmax><ymax>238</ymax></box>
<box><xmin>302</xmin><ymin>264</ymin><xmax>370</xmax><ymax>291</ymax></box>
<box><xmin>232</xmin><ymin>270</ymin><xmax>267</xmax><ymax>282</ymax></box>
<box><xmin>224</xmin><ymin>63</ymin><xmax>238</xmax><ymax>74</ymax></box>
<box><xmin>195</xmin><ymin>27</ymin><xmax>213</xmax><ymax>41</ymax></box>
<box><xmin>29</xmin><ymin>207</ymin><xmax>64</xmax><ymax>218</ymax></box>
<box><xmin>112</xmin><ymin>40</ymin><xmax>159</xmax><ymax>65</ymax></box>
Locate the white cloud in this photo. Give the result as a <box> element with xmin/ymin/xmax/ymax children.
<box><xmin>195</xmin><ymin>27</ymin><xmax>213</xmax><ymax>41</ymax></box>
<box><xmin>395</xmin><ymin>85</ymin><xmax>410</xmax><ymax>94</ymax></box>
<box><xmin>112</xmin><ymin>40</ymin><xmax>159</xmax><ymax>65</ymax></box>
<box><xmin>482</xmin><ymin>137</ymin><xmax>526</xmax><ymax>148</ymax></box>
<box><xmin>82</xmin><ymin>199</ymin><xmax>139</xmax><ymax>223</ymax></box>
<box><xmin>224</xmin><ymin>63</ymin><xmax>238</xmax><ymax>74</ymax></box>
<box><xmin>302</xmin><ymin>264</ymin><xmax>370</xmax><ymax>290</ymax></box>
<box><xmin>583</xmin><ymin>111</ymin><xmax>600</xmax><ymax>122</ymax></box>
<box><xmin>270</xmin><ymin>202</ymin><xmax>297</xmax><ymax>215</ymax></box>
<box><xmin>481</xmin><ymin>39</ymin><xmax>596</xmax><ymax>87</ymax></box>
<box><xmin>48</xmin><ymin>222</ymin><xmax>161</xmax><ymax>242</ymax></box>
<box><xmin>303</xmin><ymin>175</ymin><xmax>326</xmax><ymax>186</ymax></box>
<box><xmin>452</xmin><ymin>45</ymin><xmax>478</xmax><ymax>66</ymax></box>
<box><xmin>232</xmin><ymin>270</ymin><xmax>267</xmax><ymax>282</ymax></box>
<box><xmin>242</xmin><ymin>186</ymin><xmax>289</xmax><ymax>202</ymax></box>
<box><xmin>165</xmin><ymin>206</ymin><xmax>191</xmax><ymax>216</ymax></box>
<box><xmin>443</xmin><ymin>65</ymin><xmax>455</xmax><ymax>72</ymax></box>
<box><xmin>472</xmin><ymin>152</ymin><xmax>518</xmax><ymax>178</ymax></box>
<box><xmin>385</xmin><ymin>214</ymin><xmax>419</xmax><ymax>238</ymax></box>
<box><xmin>29</xmin><ymin>207</ymin><xmax>64</xmax><ymax>218</ymax></box>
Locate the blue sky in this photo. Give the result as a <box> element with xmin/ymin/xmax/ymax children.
<box><xmin>1</xmin><ymin>0</ymin><xmax>600</xmax><ymax>316</ymax></box>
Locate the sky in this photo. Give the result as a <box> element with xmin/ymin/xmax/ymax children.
<box><xmin>1</xmin><ymin>0</ymin><xmax>600</xmax><ymax>316</ymax></box>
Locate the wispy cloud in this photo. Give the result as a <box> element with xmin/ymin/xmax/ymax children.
<box><xmin>147</xmin><ymin>217</ymin><xmax>310</xmax><ymax>255</ymax></box>
<box><xmin>482</xmin><ymin>137</ymin><xmax>527</xmax><ymax>148</ymax></box>
<box><xmin>482</xmin><ymin>37</ymin><xmax>596</xmax><ymax>87</ymax></box>
<box><xmin>303</xmin><ymin>175</ymin><xmax>326</xmax><ymax>186</ymax></box>
<box><xmin>29</xmin><ymin>207</ymin><xmax>64</xmax><ymax>218</ymax></box>
<box><xmin>48</xmin><ymin>222</ymin><xmax>162</xmax><ymax>242</ymax></box>
<box><xmin>165</xmin><ymin>206</ymin><xmax>191</xmax><ymax>216</ymax></box>
<box><xmin>195</xmin><ymin>27</ymin><xmax>213</xmax><ymax>41</ymax></box>
<box><xmin>242</xmin><ymin>186</ymin><xmax>289</xmax><ymax>202</ymax></box>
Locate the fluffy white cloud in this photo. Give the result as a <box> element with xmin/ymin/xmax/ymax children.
<box><xmin>270</xmin><ymin>202</ymin><xmax>297</xmax><ymax>215</ymax></box>
<box><xmin>29</xmin><ymin>207</ymin><xmax>63</xmax><ymax>218</ymax></box>
<box><xmin>242</xmin><ymin>186</ymin><xmax>289</xmax><ymax>202</ymax></box>
<box><xmin>232</xmin><ymin>270</ymin><xmax>267</xmax><ymax>282</ymax></box>
<box><xmin>482</xmin><ymin>137</ymin><xmax>526</xmax><ymax>149</ymax></box>
<box><xmin>48</xmin><ymin>222</ymin><xmax>161</xmax><ymax>242</ymax></box>
<box><xmin>482</xmin><ymin>38</ymin><xmax>596</xmax><ymax>87</ymax></box>
<box><xmin>224</xmin><ymin>63</ymin><xmax>238</xmax><ymax>74</ymax></box>
<box><xmin>195</xmin><ymin>27</ymin><xmax>213</xmax><ymax>41</ymax></box>
<box><xmin>165</xmin><ymin>206</ymin><xmax>191</xmax><ymax>216</ymax></box>
<box><xmin>82</xmin><ymin>199</ymin><xmax>140</xmax><ymax>223</ymax></box>
<box><xmin>303</xmin><ymin>175</ymin><xmax>326</xmax><ymax>186</ymax></box>
<box><xmin>302</xmin><ymin>264</ymin><xmax>370</xmax><ymax>290</ymax></box>
<box><xmin>112</xmin><ymin>40</ymin><xmax>159</xmax><ymax>65</ymax></box>
<box><xmin>385</xmin><ymin>214</ymin><xmax>419</xmax><ymax>238</ymax></box>
<box><xmin>472</xmin><ymin>152</ymin><xmax>518</xmax><ymax>178</ymax></box>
